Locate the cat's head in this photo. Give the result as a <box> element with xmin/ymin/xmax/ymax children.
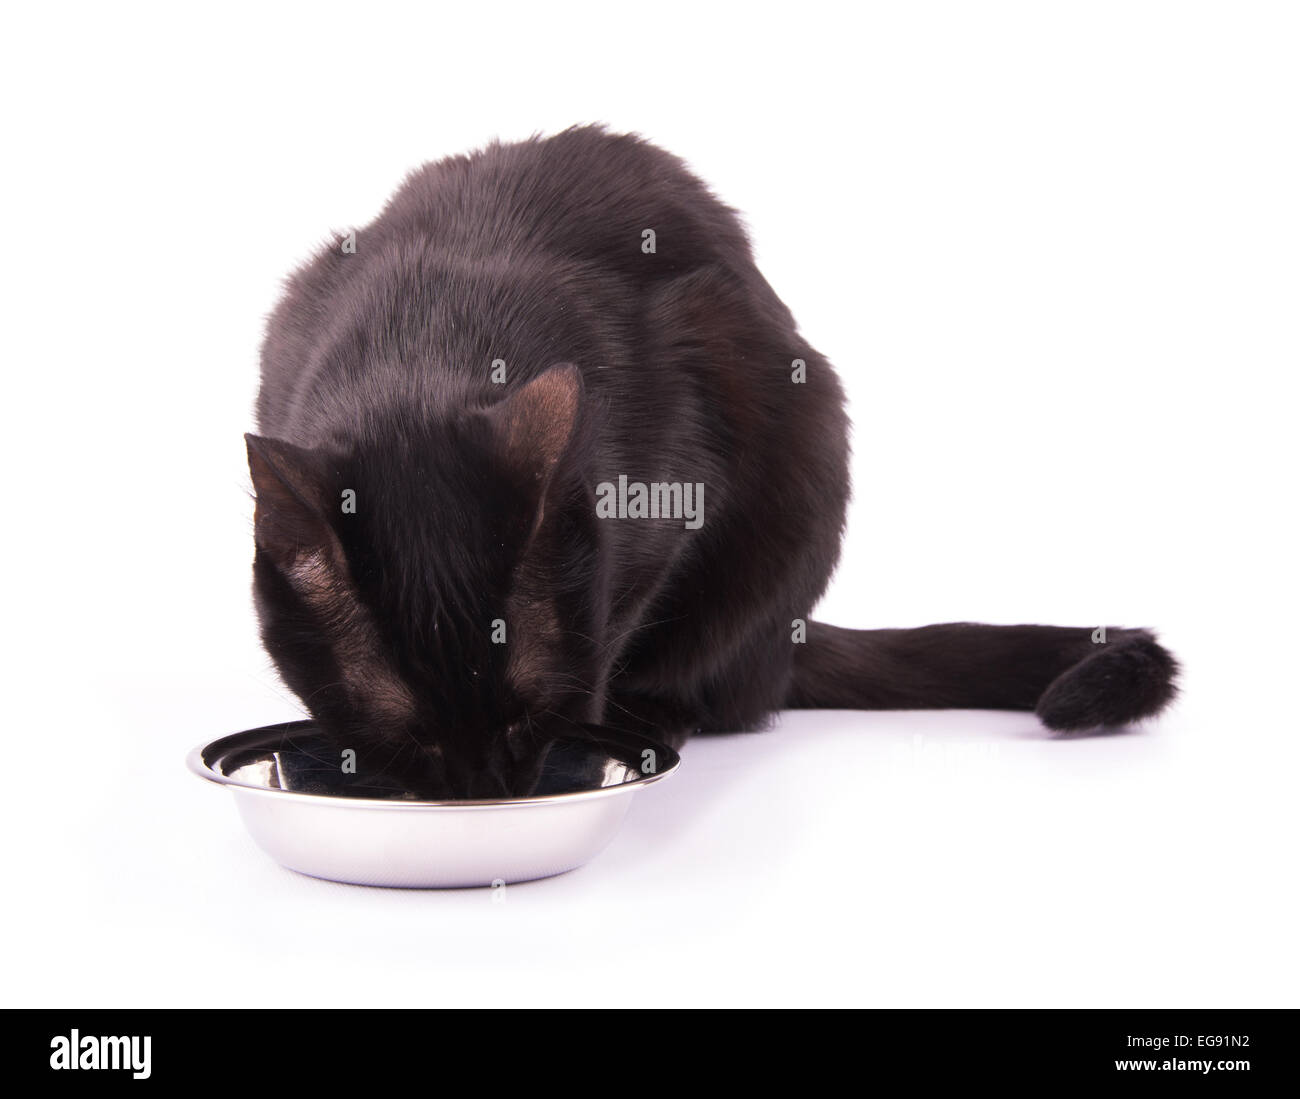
<box><xmin>245</xmin><ymin>365</ymin><xmax>603</xmax><ymax>797</ymax></box>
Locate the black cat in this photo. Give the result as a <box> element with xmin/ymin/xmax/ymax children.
<box><xmin>247</xmin><ymin>125</ymin><xmax>1177</xmax><ymax>796</ymax></box>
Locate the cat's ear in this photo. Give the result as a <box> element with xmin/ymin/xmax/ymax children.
<box><xmin>247</xmin><ymin>434</ymin><xmax>416</xmax><ymax>725</ymax></box>
<box><xmin>245</xmin><ymin>433</ymin><xmax>346</xmax><ymax>583</ymax></box>
<box><xmin>484</xmin><ymin>364</ymin><xmax>584</xmax><ymax>515</ymax></box>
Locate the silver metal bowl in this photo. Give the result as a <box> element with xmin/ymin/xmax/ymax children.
<box><xmin>188</xmin><ymin>721</ymin><xmax>680</xmax><ymax>888</ymax></box>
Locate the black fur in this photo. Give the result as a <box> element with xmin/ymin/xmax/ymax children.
<box><xmin>247</xmin><ymin>126</ymin><xmax>1178</xmax><ymax>795</ymax></box>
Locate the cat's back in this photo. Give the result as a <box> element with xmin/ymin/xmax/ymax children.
<box><xmin>258</xmin><ymin>127</ymin><xmax>772</xmax><ymax>434</ymax></box>
<box><xmin>375</xmin><ymin>125</ymin><xmax>752</xmax><ymax>280</ymax></box>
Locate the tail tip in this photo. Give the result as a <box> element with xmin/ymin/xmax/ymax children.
<box><xmin>1035</xmin><ymin>632</ymin><xmax>1179</xmax><ymax>733</ymax></box>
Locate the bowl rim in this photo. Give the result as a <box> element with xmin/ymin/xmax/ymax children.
<box><xmin>187</xmin><ymin>719</ymin><xmax>681</xmax><ymax>810</ymax></box>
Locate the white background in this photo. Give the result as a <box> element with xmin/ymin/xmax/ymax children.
<box><xmin>3</xmin><ymin>1</ymin><xmax>1296</xmax><ymax>1007</ymax></box>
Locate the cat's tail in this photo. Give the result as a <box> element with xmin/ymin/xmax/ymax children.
<box><xmin>786</xmin><ymin>621</ymin><xmax>1178</xmax><ymax>731</ymax></box>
